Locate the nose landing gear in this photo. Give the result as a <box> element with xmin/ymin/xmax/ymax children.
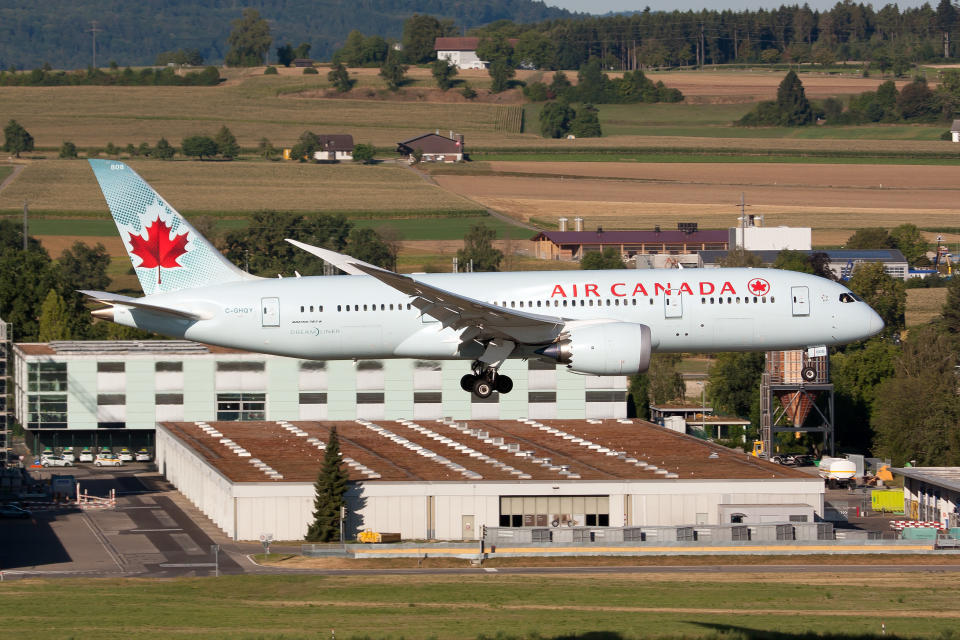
<box><xmin>460</xmin><ymin>361</ymin><xmax>513</xmax><ymax>399</ymax></box>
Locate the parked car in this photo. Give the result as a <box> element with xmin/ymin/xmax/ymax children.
<box><xmin>61</xmin><ymin>447</ymin><xmax>76</xmax><ymax>463</ymax></box>
<box><xmin>135</xmin><ymin>448</ymin><xmax>152</xmax><ymax>462</ymax></box>
<box><xmin>78</xmin><ymin>448</ymin><xmax>94</xmax><ymax>463</ymax></box>
<box><xmin>94</xmin><ymin>454</ymin><xmax>123</xmax><ymax>467</ymax></box>
<box><xmin>118</xmin><ymin>448</ymin><xmax>133</xmax><ymax>462</ymax></box>
<box><xmin>0</xmin><ymin>504</ymin><xmax>31</xmax><ymax>519</ymax></box>
<box><xmin>41</xmin><ymin>455</ymin><xmax>74</xmax><ymax>468</ymax></box>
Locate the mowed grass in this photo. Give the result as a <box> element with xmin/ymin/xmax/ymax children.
<box><xmin>0</xmin><ymin>165</ymin><xmax>13</xmax><ymax>183</ymax></box>
<box><xmin>3</xmin><ymin>573</ymin><xmax>959</xmax><ymax>639</ymax></box>
<box><xmin>0</xmin><ymin>159</ymin><xmax>480</xmax><ymax>216</ymax></box>
<box><xmin>906</xmin><ymin>288</ymin><xmax>949</xmax><ymax>327</ymax></box>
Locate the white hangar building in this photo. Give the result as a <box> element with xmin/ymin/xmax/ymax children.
<box><xmin>156</xmin><ymin>418</ymin><xmax>823</xmax><ymax>541</ymax></box>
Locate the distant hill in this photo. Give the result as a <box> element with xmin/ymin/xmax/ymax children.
<box><xmin>0</xmin><ymin>0</ymin><xmax>573</xmax><ymax>71</ymax></box>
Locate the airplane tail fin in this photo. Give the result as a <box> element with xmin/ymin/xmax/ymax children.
<box><xmin>88</xmin><ymin>159</ymin><xmax>255</xmax><ymax>295</ymax></box>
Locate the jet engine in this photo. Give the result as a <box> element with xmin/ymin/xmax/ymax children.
<box><xmin>536</xmin><ymin>322</ymin><xmax>652</xmax><ymax>375</ymax></box>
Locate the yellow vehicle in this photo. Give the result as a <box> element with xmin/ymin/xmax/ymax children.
<box><xmin>751</xmin><ymin>441</ymin><xmax>765</xmax><ymax>458</ymax></box>
<box><xmin>358</xmin><ymin>529</ymin><xmax>401</xmax><ymax>543</ymax></box>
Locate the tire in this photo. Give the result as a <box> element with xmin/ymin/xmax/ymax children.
<box><xmin>42</xmin><ymin>463</ymin><xmax>49</xmax><ymax>468</ymax></box>
<box><xmin>495</xmin><ymin>375</ymin><xmax>513</xmax><ymax>394</ymax></box>
<box><xmin>801</xmin><ymin>366</ymin><xmax>817</xmax><ymax>382</ymax></box>
<box><xmin>472</xmin><ymin>378</ymin><xmax>493</xmax><ymax>399</ymax></box>
<box><xmin>95</xmin><ymin>462</ymin><xmax>102</xmax><ymax>467</ymax></box>
<box><xmin>460</xmin><ymin>374</ymin><xmax>476</xmax><ymax>392</ymax></box>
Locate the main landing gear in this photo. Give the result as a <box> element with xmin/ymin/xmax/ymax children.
<box><xmin>461</xmin><ymin>361</ymin><xmax>513</xmax><ymax>399</ymax></box>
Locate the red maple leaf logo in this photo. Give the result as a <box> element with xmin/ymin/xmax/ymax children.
<box><xmin>747</xmin><ymin>278</ymin><xmax>770</xmax><ymax>296</ymax></box>
<box><xmin>128</xmin><ymin>216</ymin><xmax>189</xmax><ymax>285</ymax></box>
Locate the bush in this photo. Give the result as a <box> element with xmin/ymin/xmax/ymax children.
<box><xmin>460</xmin><ymin>84</ymin><xmax>477</xmax><ymax>100</ymax></box>
<box><xmin>58</xmin><ymin>141</ymin><xmax>78</xmax><ymax>159</ymax></box>
<box><xmin>352</xmin><ymin>143</ymin><xmax>376</xmax><ymax>164</ymax></box>
<box><xmin>264</xmin><ymin>66</ymin><xmax>278</xmax><ymax>75</ymax></box>
<box><xmin>523</xmin><ymin>81</ymin><xmax>549</xmax><ymax>102</ymax></box>
<box><xmin>303</xmin><ymin>67</ymin><xmax>318</xmax><ymax>75</ymax></box>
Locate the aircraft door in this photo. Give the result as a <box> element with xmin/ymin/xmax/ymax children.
<box><xmin>791</xmin><ymin>286</ymin><xmax>810</xmax><ymax>316</ymax></box>
<box><xmin>261</xmin><ymin>297</ymin><xmax>280</xmax><ymax>327</ymax></box>
<box><xmin>664</xmin><ymin>290</ymin><xmax>683</xmax><ymax>318</ymax></box>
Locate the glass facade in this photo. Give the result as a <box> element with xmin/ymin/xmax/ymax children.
<box><xmin>499</xmin><ymin>495</ymin><xmax>610</xmax><ymax>528</ymax></box>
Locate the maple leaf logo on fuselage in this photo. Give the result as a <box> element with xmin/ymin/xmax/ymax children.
<box><xmin>128</xmin><ymin>216</ymin><xmax>189</xmax><ymax>285</ymax></box>
<box><xmin>747</xmin><ymin>278</ymin><xmax>770</xmax><ymax>296</ymax></box>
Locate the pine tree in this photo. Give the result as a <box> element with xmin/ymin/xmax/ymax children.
<box><xmin>327</xmin><ymin>61</ymin><xmax>353</xmax><ymax>93</ymax></box>
<box><xmin>775</xmin><ymin>70</ymin><xmax>813</xmax><ymax>126</ymax></box>
<box><xmin>306</xmin><ymin>427</ymin><xmax>348</xmax><ymax>542</ymax></box>
<box><xmin>214</xmin><ymin>125</ymin><xmax>240</xmax><ymax>160</ymax></box>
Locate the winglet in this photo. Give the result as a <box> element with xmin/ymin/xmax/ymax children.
<box><xmin>285</xmin><ymin>239</ymin><xmax>387</xmax><ymax>275</ymax></box>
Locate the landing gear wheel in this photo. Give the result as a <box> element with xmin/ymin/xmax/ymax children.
<box><xmin>472</xmin><ymin>378</ymin><xmax>493</xmax><ymax>399</ymax></box>
<box><xmin>495</xmin><ymin>375</ymin><xmax>513</xmax><ymax>394</ymax></box>
<box><xmin>460</xmin><ymin>374</ymin><xmax>477</xmax><ymax>392</ymax></box>
<box><xmin>801</xmin><ymin>366</ymin><xmax>817</xmax><ymax>382</ymax></box>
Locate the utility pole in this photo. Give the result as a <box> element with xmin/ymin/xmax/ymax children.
<box><xmin>89</xmin><ymin>20</ymin><xmax>101</xmax><ymax>69</ymax></box>
<box><xmin>736</xmin><ymin>192</ymin><xmax>750</xmax><ymax>252</ymax></box>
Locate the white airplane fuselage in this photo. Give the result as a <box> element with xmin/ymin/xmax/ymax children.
<box><xmin>110</xmin><ymin>267</ymin><xmax>883</xmax><ymax>363</ymax></box>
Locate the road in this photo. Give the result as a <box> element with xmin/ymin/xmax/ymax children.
<box><xmin>2</xmin><ymin>465</ymin><xmax>957</xmax><ymax>580</ymax></box>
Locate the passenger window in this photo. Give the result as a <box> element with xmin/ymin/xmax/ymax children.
<box><xmin>319</xmin><ymin>305</ymin><xmax>323</xmax><ymax>312</ymax></box>
<box><xmin>771</xmin><ymin>296</ymin><xmax>775</xmax><ymax>303</ymax></box>
<box><xmin>309</xmin><ymin>305</ymin><xmax>314</xmax><ymax>312</ymax></box>
<box><xmin>562</xmin><ymin>300</ymin><xmax>568</xmax><ymax>307</ymax></box>
<box><xmin>300</xmin><ymin>305</ymin><xmax>304</xmax><ymax>312</ymax></box>
<box><xmin>537</xmin><ymin>301</ymin><xmax>542</xmax><ymax>307</ymax></box>
<box><xmin>839</xmin><ymin>293</ymin><xmax>856</xmax><ymax>303</ymax></box>
<box><xmin>632</xmin><ymin>299</ymin><xmax>637</xmax><ymax>306</ymax></box>
<box><xmin>337</xmin><ymin>305</ymin><xmax>342</xmax><ymax>312</ymax></box>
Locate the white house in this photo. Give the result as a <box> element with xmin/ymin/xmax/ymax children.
<box><xmin>312</xmin><ymin>134</ymin><xmax>354</xmax><ymax>162</ymax></box>
<box><xmin>434</xmin><ymin>37</ymin><xmax>518</xmax><ymax>70</ymax></box>
<box><xmin>951</xmin><ymin>119</ymin><xmax>960</xmax><ymax>143</ymax></box>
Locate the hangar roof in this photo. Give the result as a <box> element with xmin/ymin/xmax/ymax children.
<box><xmin>159</xmin><ymin>418</ymin><xmax>810</xmax><ymax>484</ymax></box>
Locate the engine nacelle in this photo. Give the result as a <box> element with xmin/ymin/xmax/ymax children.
<box><xmin>536</xmin><ymin>322</ymin><xmax>652</xmax><ymax>375</ymax></box>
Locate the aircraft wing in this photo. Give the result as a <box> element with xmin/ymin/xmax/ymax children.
<box><xmin>286</xmin><ymin>241</ymin><xmax>564</xmax><ymax>344</ymax></box>
<box><xmin>79</xmin><ymin>290</ymin><xmax>207</xmax><ymax>321</ymax></box>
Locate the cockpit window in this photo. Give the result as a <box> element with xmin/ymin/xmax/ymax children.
<box><xmin>839</xmin><ymin>292</ymin><xmax>861</xmax><ymax>303</ymax></box>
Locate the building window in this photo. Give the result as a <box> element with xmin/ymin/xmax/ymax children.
<box><xmin>27</xmin><ymin>394</ymin><xmax>67</xmax><ymax>429</ymax></box>
<box><xmin>299</xmin><ymin>392</ymin><xmax>327</xmax><ymax>405</ymax></box>
<box><xmin>216</xmin><ymin>361</ymin><xmax>265</xmax><ymax>372</ymax></box>
<box><xmin>356</xmin><ymin>360</ymin><xmax>383</xmax><ymax>370</ymax></box>
<box><xmin>528</xmin><ymin>391</ymin><xmax>556</xmax><ymax>403</ymax></box>
<box><xmin>155</xmin><ymin>393</ymin><xmax>183</xmax><ymax>405</ymax></box>
<box><xmin>528</xmin><ymin>359</ymin><xmax>555</xmax><ymax>371</ymax></box>
<box><xmin>97</xmin><ymin>362</ymin><xmax>125</xmax><ymax>373</ymax></box>
<box><xmin>155</xmin><ymin>361</ymin><xmax>183</xmax><ymax>372</ymax></box>
<box><xmin>499</xmin><ymin>495</ymin><xmax>610</xmax><ymax>528</ymax></box>
<box><xmin>356</xmin><ymin>392</ymin><xmax>384</xmax><ymax>404</ymax></box>
<box><xmin>216</xmin><ymin>393</ymin><xmax>266</xmax><ymax>421</ymax></box>
<box><xmin>585</xmin><ymin>391</ymin><xmax>626</xmax><ymax>403</ymax></box>
<box><xmin>27</xmin><ymin>362</ymin><xmax>67</xmax><ymax>392</ymax></box>
<box><xmin>413</xmin><ymin>392</ymin><xmax>442</xmax><ymax>403</ymax></box>
<box><xmin>300</xmin><ymin>361</ymin><xmax>327</xmax><ymax>370</ymax></box>
<box><xmin>97</xmin><ymin>394</ymin><xmax>125</xmax><ymax>405</ymax></box>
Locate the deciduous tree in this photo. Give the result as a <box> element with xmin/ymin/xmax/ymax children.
<box><xmin>539</xmin><ymin>100</ymin><xmax>574</xmax><ymax>138</ymax></box>
<box><xmin>225</xmin><ymin>9</ymin><xmax>272</xmax><ymax>67</ymax></box>
<box><xmin>569</xmin><ymin>103</ymin><xmax>602</xmax><ymax>138</ymax></box>
<box><xmin>344</xmin><ymin>228</ymin><xmax>395</xmax><ymax>270</ymax></box>
<box><xmin>181</xmin><ymin>135</ymin><xmax>218</xmax><ymax>160</ymax></box>
<box><xmin>379</xmin><ymin>49</ymin><xmax>408</xmax><ymax>90</ymax></box>
<box><xmin>431</xmin><ymin>59</ymin><xmax>457</xmax><ymax>91</ymax></box>
<box><xmin>847</xmin><ymin>262</ymin><xmax>905</xmax><ymax>337</ymax></box>
<box><xmin>351</xmin><ymin>143</ymin><xmax>376</xmax><ymax>164</ymax></box>
<box><xmin>38</xmin><ymin>289</ymin><xmax>75</xmax><ymax>341</ymax></box>
<box><xmin>328</xmin><ymin>61</ymin><xmax>353</xmax><ymax>92</ymax></box>
<box><xmin>457</xmin><ymin>223</ymin><xmax>502</xmax><ymax>272</ymax></box>
<box><xmin>153</xmin><ymin>137</ymin><xmax>175</xmax><ymax>160</ymax></box>
<box><xmin>3</xmin><ymin>119</ymin><xmax>33</xmax><ymax>158</ymax></box>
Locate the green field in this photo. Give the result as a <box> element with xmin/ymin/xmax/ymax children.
<box><xmin>0</xmin><ymin>165</ymin><xmax>12</xmax><ymax>183</ymax></box>
<box><xmin>522</xmin><ymin>102</ymin><xmax>947</xmax><ymax>142</ymax></box>
<box><xmin>2</xmin><ymin>572</ymin><xmax>957</xmax><ymax>639</ymax></box>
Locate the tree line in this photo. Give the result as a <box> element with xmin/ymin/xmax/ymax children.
<box><xmin>738</xmin><ymin>69</ymin><xmax>960</xmax><ymax>127</ymax></box>
<box><xmin>0</xmin><ymin>65</ymin><xmax>220</xmax><ymax>87</ymax></box>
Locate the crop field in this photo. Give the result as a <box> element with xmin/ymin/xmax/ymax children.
<box><xmin>0</xmin><ymin>70</ymin><xmax>952</xmax><ymax>153</ymax></box>
<box><xmin>906</xmin><ymin>288</ymin><xmax>949</xmax><ymax>327</ymax></box>
<box><xmin>0</xmin><ymin>159</ymin><xmax>479</xmax><ymax>216</ymax></box>
<box><xmin>3</xmin><ymin>571</ymin><xmax>960</xmax><ymax>640</ymax></box>
<box><xmin>432</xmin><ymin>161</ymin><xmax>960</xmax><ymax>246</ymax></box>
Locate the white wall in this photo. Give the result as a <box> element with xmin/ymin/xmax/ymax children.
<box><xmin>730</xmin><ymin>227</ymin><xmax>812</xmax><ymax>251</ymax></box>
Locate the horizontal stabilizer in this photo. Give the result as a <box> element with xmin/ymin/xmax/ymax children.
<box><xmin>79</xmin><ymin>290</ymin><xmax>206</xmax><ymax>321</ymax></box>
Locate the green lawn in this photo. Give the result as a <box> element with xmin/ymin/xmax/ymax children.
<box><xmin>0</xmin><ymin>165</ymin><xmax>13</xmax><ymax>183</ymax></box>
<box><xmin>2</xmin><ymin>573</ymin><xmax>957</xmax><ymax>639</ymax></box>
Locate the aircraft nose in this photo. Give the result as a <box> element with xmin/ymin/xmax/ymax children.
<box><xmin>866</xmin><ymin>308</ymin><xmax>884</xmax><ymax>337</ymax></box>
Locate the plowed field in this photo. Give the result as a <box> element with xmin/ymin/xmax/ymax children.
<box><xmin>435</xmin><ymin>161</ymin><xmax>960</xmax><ymax>245</ymax></box>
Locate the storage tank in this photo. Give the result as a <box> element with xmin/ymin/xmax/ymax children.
<box><xmin>817</xmin><ymin>456</ymin><xmax>856</xmax><ymax>482</ymax></box>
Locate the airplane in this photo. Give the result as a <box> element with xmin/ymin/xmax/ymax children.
<box><xmin>82</xmin><ymin>160</ymin><xmax>884</xmax><ymax>398</ymax></box>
